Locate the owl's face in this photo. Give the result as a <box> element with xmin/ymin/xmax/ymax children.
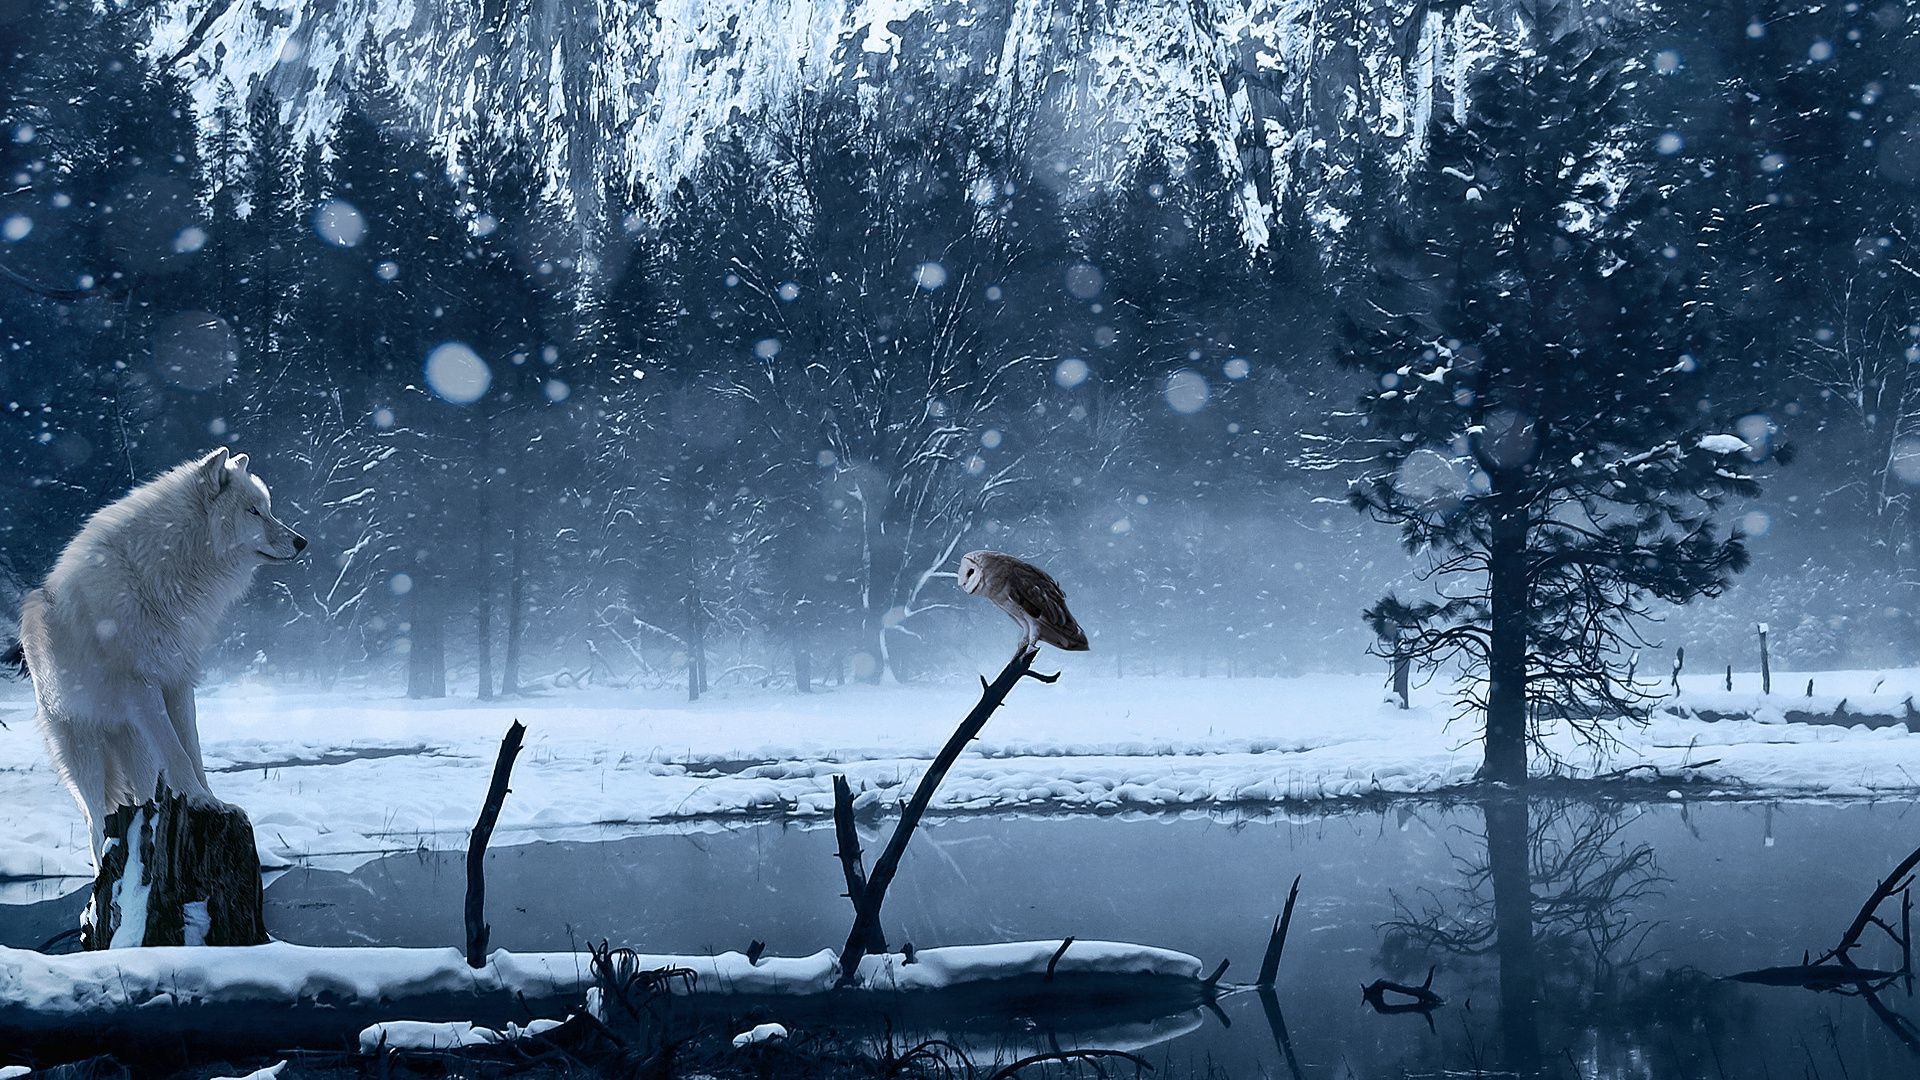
<box><xmin>957</xmin><ymin>553</ymin><xmax>986</xmax><ymax>595</ymax></box>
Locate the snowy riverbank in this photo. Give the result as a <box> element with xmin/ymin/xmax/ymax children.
<box><xmin>4</xmin><ymin>666</ymin><xmax>1920</xmax><ymax>896</ymax></box>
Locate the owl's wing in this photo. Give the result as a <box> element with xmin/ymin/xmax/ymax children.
<box><xmin>1007</xmin><ymin>562</ymin><xmax>1089</xmax><ymax>651</ymax></box>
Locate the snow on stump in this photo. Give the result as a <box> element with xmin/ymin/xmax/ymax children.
<box><xmin>80</xmin><ymin>788</ymin><xmax>268</xmax><ymax>949</ymax></box>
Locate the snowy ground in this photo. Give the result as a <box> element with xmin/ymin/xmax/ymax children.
<box><xmin>4</xmin><ymin>663</ymin><xmax>1920</xmax><ymax>898</ymax></box>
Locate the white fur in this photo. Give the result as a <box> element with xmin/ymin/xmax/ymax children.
<box><xmin>19</xmin><ymin>448</ymin><xmax>305</xmax><ymax>857</ymax></box>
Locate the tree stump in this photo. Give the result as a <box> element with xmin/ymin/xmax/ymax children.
<box><xmin>80</xmin><ymin>789</ymin><xmax>268</xmax><ymax>949</ymax></box>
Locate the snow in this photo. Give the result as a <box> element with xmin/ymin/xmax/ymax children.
<box><xmin>856</xmin><ymin>939</ymin><xmax>1201</xmax><ymax>991</ymax></box>
<box><xmin>107</xmin><ymin>808</ymin><xmax>150</xmax><ymax>948</ymax></box>
<box><xmin>6</xmin><ymin>669</ymin><xmax>1920</xmax><ymax>900</ymax></box>
<box><xmin>0</xmin><ymin>1069</ymin><xmax>28</xmax><ymax>1080</ymax></box>
<box><xmin>210</xmin><ymin>1063</ymin><xmax>287</xmax><ymax>1080</ymax></box>
<box><xmin>0</xmin><ymin>942</ymin><xmax>790</xmax><ymax>1016</ymax></box>
<box><xmin>360</xmin><ymin>1018</ymin><xmax>562</xmax><ymax>1053</ymax></box>
<box><xmin>732</xmin><ymin>1022</ymin><xmax>788</xmax><ymax>1047</ymax></box>
<box><xmin>1698</xmin><ymin>433</ymin><xmax>1751</xmax><ymax>454</ymax></box>
<box><xmin>183</xmin><ymin>901</ymin><xmax>211</xmax><ymax>946</ymax></box>
<box><xmin>0</xmin><ymin>940</ymin><xmax>1202</xmax><ymax>1020</ymax></box>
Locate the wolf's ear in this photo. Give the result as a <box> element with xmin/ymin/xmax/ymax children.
<box><xmin>200</xmin><ymin>447</ymin><xmax>231</xmax><ymax>495</ymax></box>
<box><xmin>229</xmin><ymin>452</ymin><xmax>251</xmax><ymax>476</ymax></box>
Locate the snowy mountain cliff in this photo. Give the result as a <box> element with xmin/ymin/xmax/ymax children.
<box><xmin>150</xmin><ymin>0</ymin><xmax>1536</xmax><ymax>245</ymax></box>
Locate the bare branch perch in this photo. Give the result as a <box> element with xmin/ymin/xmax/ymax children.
<box><xmin>837</xmin><ymin>647</ymin><xmax>1051</xmax><ymax>984</ymax></box>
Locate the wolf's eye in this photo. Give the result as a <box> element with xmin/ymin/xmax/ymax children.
<box><xmin>247</xmin><ymin>507</ymin><xmax>261</xmax><ymax>517</ymax></box>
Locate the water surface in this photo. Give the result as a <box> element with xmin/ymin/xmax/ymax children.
<box><xmin>258</xmin><ymin>798</ymin><xmax>1920</xmax><ymax>1077</ymax></box>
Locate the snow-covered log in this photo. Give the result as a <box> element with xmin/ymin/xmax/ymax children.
<box><xmin>0</xmin><ymin>939</ymin><xmax>1205</xmax><ymax>1057</ymax></box>
<box><xmin>81</xmin><ymin>789</ymin><xmax>267</xmax><ymax>949</ymax></box>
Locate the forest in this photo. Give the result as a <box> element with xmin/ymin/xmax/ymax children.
<box><xmin>0</xmin><ymin>0</ymin><xmax>1915</xmax><ymax>710</ymax></box>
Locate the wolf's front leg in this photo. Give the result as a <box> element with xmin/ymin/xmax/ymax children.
<box><xmin>123</xmin><ymin>683</ymin><xmax>216</xmax><ymax>806</ymax></box>
<box><xmin>161</xmin><ymin>682</ymin><xmax>209</xmax><ymax>791</ymax></box>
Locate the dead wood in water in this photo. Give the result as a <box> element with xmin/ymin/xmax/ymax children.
<box><xmin>82</xmin><ymin>786</ymin><xmax>266</xmax><ymax>949</ymax></box>
<box><xmin>832</xmin><ymin>775</ymin><xmax>885</xmax><ymax>954</ymax></box>
<box><xmin>1362</xmin><ymin>967</ymin><xmax>1445</xmax><ymax>1017</ymax></box>
<box><xmin>1726</xmin><ymin>842</ymin><xmax>1920</xmax><ymax>1054</ymax></box>
<box><xmin>467</xmin><ymin>720</ymin><xmax>527</xmax><ymax>968</ymax></box>
<box><xmin>835</xmin><ymin>646</ymin><xmax>1057</xmax><ymax>985</ymax></box>
<box><xmin>1815</xmin><ymin>842</ymin><xmax>1920</xmax><ymax>971</ymax></box>
<box><xmin>1257</xmin><ymin>875</ymin><xmax>1302</xmax><ymax>987</ymax></box>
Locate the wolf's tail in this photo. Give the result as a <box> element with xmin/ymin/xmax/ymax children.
<box><xmin>1</xmin><ymin>638</ymin><xmax>26</xmax><ymax>680</ymax></box>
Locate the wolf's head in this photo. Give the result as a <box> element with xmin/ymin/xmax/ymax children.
<box><xmin>198</xmin><ymin>448</ymin><xmax>308</xmax><ymax>563</ymax></box>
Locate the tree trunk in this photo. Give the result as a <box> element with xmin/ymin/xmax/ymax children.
<box><xmin>475</xmin><ymin>484</ymin><xmax>495</xmax><ymax>702</ymax></box>
<box><xmin>408</xmin><ymin>575</ymin><xmax>447</xmax><ymax>699</ymax></box>
<box><xmin>794</xmin><ymin>645</ymin><xmax>812</xmax><ymax>694</ymax></box>
<box><xmin>685</xmin><ymin>585</ymin><xmax>705</xmax><ymax>703</ymax></box>
<box><xmin>859</xmin><ymin>608</ymin><xmax>887</xmax><ymax>685</ymax></box>
<box><xmin>83</xmin><ymin>789</ymin><xmax>267</xmax><ymax>949</ymax></box>
<box><xmin>501</xmin><ymin>527</ymin><xmax>526</xmax><ymax>696</ymax></box>
<box><xmin>1483</xmin><ymin>496</ymin><xmax>1529</xmax><ymax>784</ymax></box>
<box><xmin>475</xmin><ymin>595</ymin><xmax>494</xmax><ymax>700</ymax></box>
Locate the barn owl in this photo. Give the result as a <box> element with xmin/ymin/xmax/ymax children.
<box><xmin>956</xmin><ymin>550</ymin><xmax>1090</xmax><ymax>654</ymax></box>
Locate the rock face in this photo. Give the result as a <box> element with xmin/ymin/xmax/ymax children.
<box><xmin>147</xmin><ymin>0</ymin><xmax>1563</xmax><ymax>246</ymax></box>
<box><xmin>82</xmin><ymin>790</ymin><xmax>268</xmax><ymax>949</ymax></box>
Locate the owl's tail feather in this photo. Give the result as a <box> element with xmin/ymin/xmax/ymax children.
<box><xmin>1040</xmin><ymin>620</ymin><xmax>1090</xmax><ymax>652</ymax></box>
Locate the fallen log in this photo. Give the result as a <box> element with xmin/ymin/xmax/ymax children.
<box><xmin>0</xmin><ymin>938</ymin><xmax>1209</xmax><ymax>1061</ymax></box>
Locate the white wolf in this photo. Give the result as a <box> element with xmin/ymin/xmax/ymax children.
<box><xmin>7</xmin><ymin>448</ymin><xmax>306</xmax><ymax>857</ymax></box>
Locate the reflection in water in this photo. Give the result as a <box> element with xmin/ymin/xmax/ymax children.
<box><xmin>1488</xmin><ymin>796</ymin><xmax>1541</xmax><ymax>1074</ymax></box>
<box><xmin>1403</xmin><ymin>800</ymin><xmax>1721</xmax><ymax>1075</ymax></box>
<box><xmin>1381</xmin><ymin>797</ymin><xmax>1677</xmax><ymax>1074</ymax></box>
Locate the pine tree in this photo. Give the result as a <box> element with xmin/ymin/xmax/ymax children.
<box><xmin>239</xmin><ymin>88</ymin><xmax>299</xmax><ymax>365</ymax></box>
<box><xmin>1340</xmin><ymin>12</ymin><xmax>1767</xmax><ymax>782</ymax></box>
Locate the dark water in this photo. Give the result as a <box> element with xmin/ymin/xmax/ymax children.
<box><xmin>255</xmin><ymin>798</ymin><xmax>1920</xmax><ymax>1078</ymax></box>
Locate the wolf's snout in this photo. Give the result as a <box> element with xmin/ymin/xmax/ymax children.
<box><xmin>292</xmin><ymin>534</ymin><xmax>308</xmax><ymax>554</ymax></box>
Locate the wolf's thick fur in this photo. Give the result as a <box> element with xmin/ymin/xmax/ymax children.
<box><xmin>17</xmin><ymin>448</ymin><xmax>306</xmax><ymax>856</ymax></box>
